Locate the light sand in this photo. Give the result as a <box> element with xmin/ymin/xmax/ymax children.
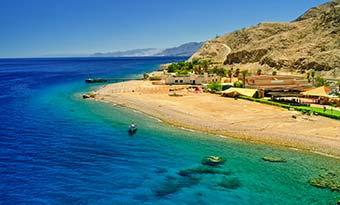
<box><xmin>93</xmin><ymin>80</ymin><xmax>340</xmax><ymax>158</ymax></box>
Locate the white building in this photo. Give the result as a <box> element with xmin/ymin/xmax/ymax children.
<box><xmin>165</xmin><ymin>73</ymin><xmax>221</xmax><ymax>85</ymax></box>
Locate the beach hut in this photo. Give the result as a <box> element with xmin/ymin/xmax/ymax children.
<box><xmin>221</xmin><ymin>88</ymin><xmax>258</xmax><ymax>98</ymax></box>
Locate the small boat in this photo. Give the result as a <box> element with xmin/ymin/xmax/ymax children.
<box><xmin>128</xmin><ymin>122</ymin><xmax>137</xmax><ymax>135</ymax></box>
<box><xmin>85</xmin><ymin>78</ymin><xmax>108</xmax><ymax>83</ymax></box>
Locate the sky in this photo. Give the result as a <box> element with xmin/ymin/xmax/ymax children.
<box><xmin>0</xmin><ymin>0</ymin><xmax>329</xmax><ymax>58</ymax></box>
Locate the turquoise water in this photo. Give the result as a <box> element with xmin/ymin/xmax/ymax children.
<box><xmin>0</xmin><ymin>57</ymin><xmax>339</xmax><ymax>204</ymax></box>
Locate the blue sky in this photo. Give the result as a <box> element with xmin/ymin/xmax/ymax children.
<box><xmin>0</xmin><ymin>0</ymin><xmax>328</xmax><ymax>58</ymax></box>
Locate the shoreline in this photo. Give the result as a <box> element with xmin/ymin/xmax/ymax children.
<box><xmin>91</xmin><ymin>80</ymin><xmax>340</xmax><ymax>158</ymax></box>
<box><xmin>95</xmin><ymin>99</ymin><xmax>340</xmax><ymax>160</ymax></box>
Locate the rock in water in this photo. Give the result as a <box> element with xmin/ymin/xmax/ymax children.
<box><xmin>217</xmin><ymin>177</ymin><xmax>241</xmax><ymax>190</ymax></box>
<box><xmin>262</xmin><ymin>156</ymin><xmax>286</xmax><ymax>163</ymax></box>
<box><xmin>309</xmin><ymin>178</ymin><xmax>329</xmax><ymax>189</ymax></box>
<box><xmin>154</xmin><ymin>175</ymin><xmax>200</xmax><ymax>197</ymax></box>
<box><xmin>178</xmin><ymin>166</ymin><xmax>230</xmax><ymax>177</ymax></box>
<box><xmin>201</xmin><ymin>156</ymin><xmax>226</xmax><ymax>166</ymax></box>
<box><xmin>82</xmin><ymin>93</ymin><xmax>96</xmax><ymax>99</ymax></box>
<box><xmin>309</xmin><ymin>171</ymin><xmax>340</xmax><ymax>192</ymax></box>
<box><xmin>154</xmin><ymin>167</ymin><xmax>167</xmax><ymax>174</ymax></box>
<box><xmin>82</xmin><ymin>94</ymin><xmax>90</xmax><ymax>99</ymax></box>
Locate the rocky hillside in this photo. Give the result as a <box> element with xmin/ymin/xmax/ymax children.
<box><xmin>190</xmin><ymin>0</ymin><xmax>340</xmax><ymax>75</ymax></box>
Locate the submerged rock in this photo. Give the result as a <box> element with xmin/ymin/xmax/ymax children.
<box><xmin>217</xmin><ymin>177</ymin><xmax>241</xmax><ymax>190</ymax></box>
<box><xmin>178</xmin><ymin>166</ymin><xmax>230</xmax><ymax>177</ymax></box>
<box><xmin>309</xmin><ymin>178</ymin><xmax>328</xmax><ymax>189</ymax></box>
<box><xmin>154</xmin><ymin>167</ymin><xmax>167</xmax><ymax>174</ymax></box>
<box><xmin>201</xmin><ymin>156</ymin><xmax>226</xmax><ymax>166</ymax></box>
<box><xmin>309</xmin><ymin>171</ymin><xmax>340</xmax><ymax>192</ymax></box>
<box><xmin>262</xmin><ymin>156</ymin><xmax>286</xmax><ymax>163</ymax></box>
<box><xmin>154</xmin><ymin>175</ymin><xmax>200</xmax><ymax>197</ymax></box>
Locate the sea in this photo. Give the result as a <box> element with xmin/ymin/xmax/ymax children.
<box><xmin>0</xmin><ymin>57</ymin><xmax>339</xmax><ymax>205</ymax></box>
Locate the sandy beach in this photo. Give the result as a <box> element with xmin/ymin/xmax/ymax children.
<box><xmin>92</xmin><ymin>80</ymin><xmax>340</xmax><ymax>158</ymax></box>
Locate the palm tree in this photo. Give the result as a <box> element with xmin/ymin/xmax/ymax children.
<box><xmin>227</xmin><ymin>69</ymin><xmax>233</xmax><ymax>82</ymax></box>
<box><xmin>306</xmin><ymin>72</ymin><xmax>311</xmax><ymax>83</ymax></box>
<box><xmin>272</xmin><ymin>70</ymin><xmax>277</xmax><ymax>76</ymax></box>
<box><xmin>234</xmin><ymin>68</ymin><xmax>240</xmax><ymax>78</ymax></box>
<box><xmin>257</xmin><ymin>68</ymin><xmax>262</xmax><ymax>76</ymax></box>
<box><xmin>241</xmin><ymin>70</ymin><xmax>249</xmax><ymax>88</ymax></box>
<box><xmin>310</xmin><ymin>70</ymin><xmax>316</xmax><ymax>85</ymax></box>
<box><xmin>200</xmin><ymin>60</ymin><xmax>209</xmax><ymax>73</ymax></box>
<box><xmin>193</xmin><ymin>65</ymin><xmax>201</xmax><ymax>74</ymax></box>
<box><xmin>311</xmin><ymin>70</ymin><xmax>315</xmax><ymax>79</ymax></box>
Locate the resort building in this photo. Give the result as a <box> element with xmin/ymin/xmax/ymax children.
<box><xmin>165</xmin><ymin>73</ymin><xmax>221</xmax><ymax>85</ymax></box>
<box><xmin>245</xmin><ymin>75</ymin><xmax>312</xmax><ymax>97</ymax></box>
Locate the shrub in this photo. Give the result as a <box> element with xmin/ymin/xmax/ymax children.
<box><xmin>168</xmin><ymin>63</ymin><xmax>180</xmax><ymax>73</ymax></box>
<box><xmin>176</xmin><ymin>69</ymin><xmax>190</xmax><ymax>76</ymax></box>
<box><xmin>209</xmin><ymin>67</ymin><xmax>226</xmax><ymax>76</ymax></box>
<box><xmin>233</xmin><ymin>81</ymin><xmax>243</xmax><ymax>88</ymax></box>
<box><xmin>167</xmin><ymin>60</ymin><xmax>213</xmax><ymax>74</ymax></box>
<box><xmin>143</xmin><ymin>73</ymin><xmax>149</xmax><ymax>79</ymax></box>
<box><xmin>257</xmin><ymin>69</ymin><xmax>262</xmax><ymax>75</ymax></box>
<box><xmin>234</xmin><ymin>68</ymin><xmax>240</xmax><ymax>77</ymax></box>
<box><xmin>149</xmin><ymin>76</ymin><xmax>161</xmax><ymax>81</ymax></box>
<box><xmin>315</xmin><ymin>76</ymin><xmax>330</xmax><ymax>87</ymax></box>
<box><xmin>208</xmin><ymin>82</ymin><xmax>222</xmax><ymax>91</ymax></box>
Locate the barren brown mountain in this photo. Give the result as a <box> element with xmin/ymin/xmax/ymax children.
<box><xmin>190</xmin><ymin>0</ymin><xmax>340</xmax><ymax>77</ymax></box>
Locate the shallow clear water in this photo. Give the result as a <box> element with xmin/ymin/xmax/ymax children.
<box><xmin>0</xmin><ymin>57</ymin><xmax>339</xmax><ymax>205</ymax></box>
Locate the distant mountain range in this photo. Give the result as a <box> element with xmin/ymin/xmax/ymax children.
<box><xmin>92</xmin><ymin>42</ymin><xmax>203</xmax><ymax>57</ymax></box>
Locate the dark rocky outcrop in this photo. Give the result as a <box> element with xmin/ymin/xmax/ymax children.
<box><xmin>217</xmin><ymin>177</ymin><xmax>241</xmax><ymax>189</ymax></box>
<box><xmin>225</xmin><ymin>48</ymin><xmax>268</xmax><ymax>64</ymax></box>
<box><xmin>154</xmin><ymin>175</ymin><xmax>200</xmax><ymax>197</ymax></box>
<box><xmin>82</xmin><ymin>93</ymin><xmax>96</xmax><ymax>99</ymax></box>
<box><xmin>262</xmin><ymin>156</ymin><xmax>286</xmax><ymax>163</ymax></box>
<box><xmin>309</xmin><ymin>171</ymin><xmax>340</xmax><ymax>192</ymax></box>
<box><xmin>178</xmin><ymin>166</ymin><xmax>231</xmax><ymax>177</ymax></box>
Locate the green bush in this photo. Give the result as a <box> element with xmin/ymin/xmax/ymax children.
<box><xmin>176</xmin><ymin>69</ymin><xmax>190</xmax><ymax>76</ymax></box>
<box><xmin>233</xmin><ymin>81</ymin><xmax>243</xmax><ymax>88</ymax></box>
<box><xmin>208</xmin><ymin>82</ymin><xmax>222</xmax><ymax>91</ymax></box>
<box><xmin>149</xmin><ymin>76</ymin><xmax>161</xmax><ymax>81</ymax></box>
<box><xmin>209</xmin><ymin>67</ymin><xmax>226</xmax><ymax>76</ymax></box>
<box><xmin>167</xmin><ymin>59</ymin><xmax>212</xmax><ymax>74</ymax></box>
<box><xmin>257</xmin><ymin>69</ymin><xmax>262</xmax><ymax>76</ymax></box>
<box><xmin>143</xmin><ymin>73</ymin><xmax>149</xmax><ymax>79</ymax></box>
<box><xmin>315</xmin><ymin>76</ymin><xmax>330</xmax><ymax>87</ymax></box>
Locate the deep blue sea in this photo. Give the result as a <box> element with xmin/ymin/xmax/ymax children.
<box><xmin>0</xmin><ymin>57</ymin><xmax>339</xmax><ymax>205</ymax></box>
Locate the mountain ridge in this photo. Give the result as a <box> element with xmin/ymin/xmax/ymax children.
<box><xmin>92</xmin><ymin>42</ymin><xmax>203</xmax><ymax>57</ymax></box>
<box><xmin>190</xmin><ymin>0</ymin><xmax>340</xmax><ymax>76</ymax></box>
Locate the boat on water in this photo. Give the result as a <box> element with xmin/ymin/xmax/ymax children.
<box><xmin>128</xmin><ymin>122</ymin><xmax>137</xmax><ymax>135</ymax></box>
<box><xmin>85</xmin><ymin>78</ymin><xmax>108</xmax><ymax>83</ymax></box>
